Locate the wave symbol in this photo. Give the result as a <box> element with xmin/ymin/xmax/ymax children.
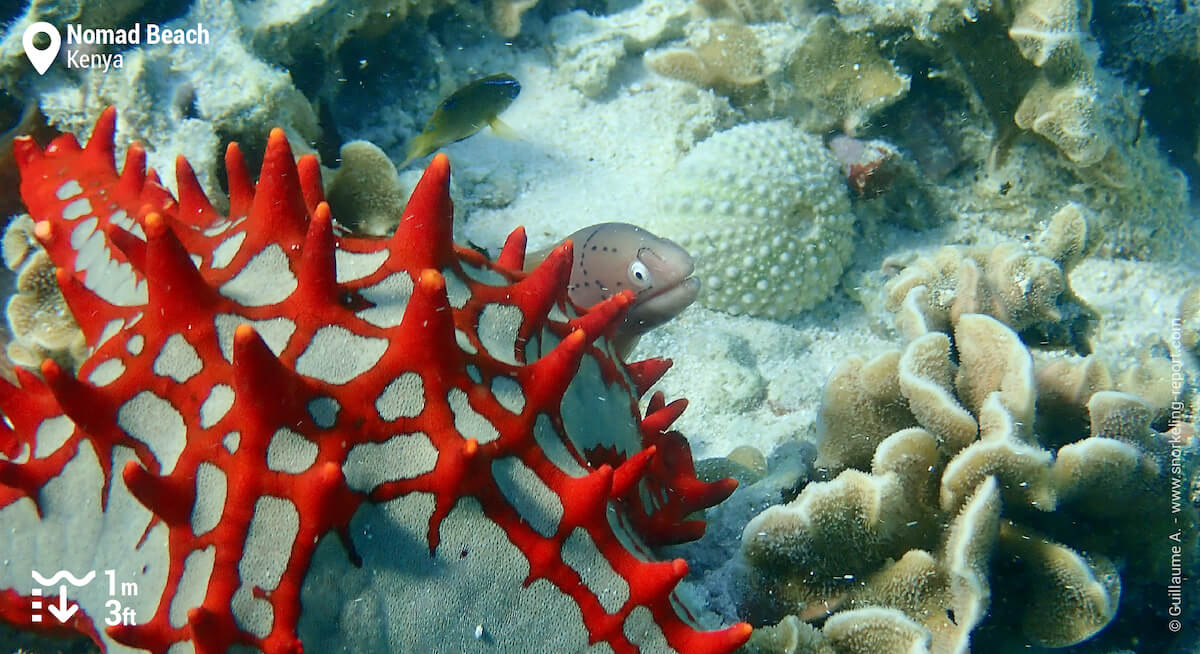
<box><xmin>31</xmin><ymin>570</ymin><xmax>96</xmax><ymax>587</ymax></box>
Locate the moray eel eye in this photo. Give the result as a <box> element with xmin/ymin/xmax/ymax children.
<box><xmin>629</xmin><ymin>259</ymin><xmax>652</xmax><ymax>289</ymax></box>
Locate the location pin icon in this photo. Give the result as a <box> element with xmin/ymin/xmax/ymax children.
<box><xmin>23</xmin><ymin>22</ymin><xmax>61</xmax><ymax>76</ymax></box>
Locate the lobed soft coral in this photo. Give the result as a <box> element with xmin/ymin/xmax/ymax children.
<box><xmin>740</xmin><ymin>310</ymin><xmax>1197</xmax><ymax>653</ymax></box>
<box><xmin>883</xmin><ymin>203</ymin><xmax>1099</xmax><ymax>352</ymax></box>
<box><xmin>782</xmin><ymin>15</ymin><xmax>910</xmax><ymax>133</ymax></box>
<box><xmin>489</xmin><ymin>0</ymin><xmax>541</xmax><ymax>37</ymax></box>
<box><xmin>1013</xmin><ymin>74</ymin><xmax>1108</xmax><ymax>167</ymax></box>
<box><xmin>644</xmin><ymin>12</ymin><xmax>908</xmax><ymax>131</ymax></box>
<box><xmin>645</xmin><ymin>20</ymin><xmax>768</xmax><ymax>104</ymax></box>
<box><xmin>1007</xmin><ymin>0</ymin><xmax>1093</xmax><ymax>70</ymax></box>
<box><xmin>834</xmin><ymin>0</ymin><xmax>1192</xmax><ymax>259</ymax></box>
<box><xmin>1</xmin><ymin>215</ymin><xmax>86</xmax><ymax>371</ymax></box>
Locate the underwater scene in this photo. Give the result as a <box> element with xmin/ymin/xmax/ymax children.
<box><xmin>0</xmin><ymin>0</ymin><xmax>1198</xmax><ymax>653</ymax></box>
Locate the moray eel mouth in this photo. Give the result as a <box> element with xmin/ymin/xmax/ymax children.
<box><xmin>623</xmin><ymin>247</ymin><xmax>700</xmax><ymax>334</ymax></box>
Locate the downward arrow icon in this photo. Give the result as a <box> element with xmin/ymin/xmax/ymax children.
<box><xmin>46</xmin><ymin>585</ymin><xmax>78</xmax><ymax>623</ymax></box>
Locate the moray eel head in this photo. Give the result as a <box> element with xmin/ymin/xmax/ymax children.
<box><xmin>566</xmin><ymin>222</ymin><xmax>700</xmax><ymax>348</ymax></box>
<box><xmin>524</xmin><ymin>222</ymin><xmax>699</xmax><ymax>355</ymax></box>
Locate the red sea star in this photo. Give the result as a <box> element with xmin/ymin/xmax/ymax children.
<box><xmin>0</xmin><ymin>108</ymin><xmax>751</xmax><ymax>654</ymax></box>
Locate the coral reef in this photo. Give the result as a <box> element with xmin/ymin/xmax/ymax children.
<box><xmin>650</xmin><ymin>120</ymin><xmax>855</xmax><ymax>318</ymax></box>
<box><xmin>1012</xmin><ymin>74</ymin><xmax>1108</xmax><ymax>168</ymax></box>
<box><xmin>645</xmin><ymin>20</ymin><xmax>768</xmax><ymax>103</ymax></box>
<box><xmin>2</xmin><ymin>0</ymin><xmax>537</xmax><ymax>129</ymax></box>
<box><xmin>741</xmin><ymin>607</ymin><xmax>965</xmax><ymax>654</ymax></box>
<box><xmin>676</xmin><ymin>440</ymin><xmax>816</xmax><ymax>623</ymax></box>
<box><xmin>883</xmin><ymin>203</ymin><xmax>1099</xmax><ymax>352</ymax></box>
<box><xmin>1004</xmin><ymin>0</ymin><xmax>1134</xmax><ymax>184</ymax></box>
<box><xmin>1092</xmin><ymin>0</ymin><xmax>1200</xmax><ymax>71</ymax></box>
<box><xmin>834</xmin><ymin>0</ymin><xmax>992</xmax><ymax>41</ymax></box>
<box><xmin>633</xmin><ymin>0</ymin><xmax>1192</xmax><ymax>260</ymax></box>
<box><xmin>739</xmin><ymin>615</ymin><xmax>829</xmax><ymax>654</ymax></box>
<box><xmin>695</xmin><ymin>0</ymin><xmax>790</xmax><ymax>23</ymax></box>
<box><xmin>0</xmin><ymin>2</ymin><xmax>1196</xmax><ymax>652</ymax></box>
<box><xmin>1182</xmin><ymin>285</ymin><xmax>1200</xmax><ymax>357</ymax></box>
<box><xmin>1007</xmin><ymin>0</ymin><xmax>1093</xmax><ymax>70</ymax></box>
<box><xmin>325</xmin><ymin>140</ymin><xmax>414</xmax><ymax>237</ymax></box>
<box><xmin>1</xmin><ymin>215</ymin><xmax>86</xmax><ymax>371</ymax></box>
<box><xmin>741</xmin><ymin>310</ymin><xmax>1197</xmax><ymax>652</ymax></box>
<box><xmin>862</xmin><ymin>0</ymin><xmax>1111</xmax><ymax>170</ymax></box>
<box><xmin>0</xmin><ymin>0</ymin><xmax>149</xmax><ymax>89</ymax></box>
<box><xmin>832</xmin><ymin>0</ymin><xmax>1193</xmax><ymax>259</ymax></box>
<box><xmin>25</xmin><ymin>0</ymin><xmax>319</xmax><ymax>202</ymax></box>
<box><xmin>0</xmin><ymin>110</ymin><xmax>752</xmax><ymax>653</ymax></box>
<box><xmin>489</xmin><ymin>0</ymin><xmax>541</xmax><ymax>37</ymax></box>
<box><xmin>782</xmin><ymin>15</ymin><xmax>910</xmax><ymax>133</ymax></box>
<box><xmin>1006</xmin><ymin>1</ymin><xmax>1192</xmax><ymax>252</ymax></box>
<box><xmin>549</xmin><ymin>0</ymin><xmax>693</xmax><ymax>97</ymax></box>
<box><xmin>644</xmin><ymin>11</ymin><xmax>908</xmax><ymax>131</ymax></box>
<box><xmin>324</xmin><ymin>137</ymin><xmax>518</xmax><ymax>243</ymax></box>
<box><xmin>954</xmin><ymin>110</ymin><xmax>1191</xmax><ymax>260</ymax></box>
<box><xmin>236</xmin><ymin>0</ymin><xmax>455</xmax><ymax>68</ymax></box>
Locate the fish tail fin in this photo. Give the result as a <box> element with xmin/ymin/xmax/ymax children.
<box><xmin>488</xmin><ymin>118</ymin><xmax>519</xmax><ymax>140</ymax></box>
<box><xmin>403</xmin><ymin>134</ymin><xmax>431</xmax><ymax>167</ymax></box>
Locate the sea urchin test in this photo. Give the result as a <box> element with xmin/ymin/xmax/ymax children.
<box><xmin>0</xmin><ymin>108</ymin><xmax>751</xmax><ymax>654</ymax></box>
<box><xmin>651</xmin><ymin>121</ymin><xmax>855</xmax><ymax>319</ymax></box>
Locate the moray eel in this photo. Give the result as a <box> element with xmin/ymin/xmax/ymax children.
<box><xmin>529</xmin><ymin>223</ymin><xmax>700</xmax><ymax>356</ymax></box>
<box><xmin>403</xmin><ymin>73</ymin><xmax>521</xmax><ymax>166</ymax></box>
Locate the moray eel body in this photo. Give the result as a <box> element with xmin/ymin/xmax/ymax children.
<box><xmin>528</xmin><ymin>222</ymin><xmax>700</xmax><ymax>356</ymax></box>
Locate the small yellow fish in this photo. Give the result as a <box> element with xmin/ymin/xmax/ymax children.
<box><xmin>403</xmin><ymin>73</ymin><xmax>521</xmax><ymax>165</ymax></box>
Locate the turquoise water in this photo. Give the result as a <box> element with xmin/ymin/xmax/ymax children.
<box><xmin>0</xmin><ymin>1</ymin><xmax>1198</xmax><ymax>653</ymax></box>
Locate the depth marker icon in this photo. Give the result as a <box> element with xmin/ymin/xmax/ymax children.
<box><xmin>30</xmin><ymin>588</ymin><xmax>42</xmax><ymax>623</ymax></box>
<box><xmin>30</xmin><ymin>570</ymin><xmax>94</xmax><ymax>623</ymax></box>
